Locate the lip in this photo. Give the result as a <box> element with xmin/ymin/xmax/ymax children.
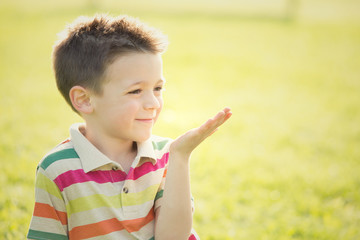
<box><xmin>135</xmin><ymin>119</ymin><xmax>154</xmax><ymax>123</ymax></box>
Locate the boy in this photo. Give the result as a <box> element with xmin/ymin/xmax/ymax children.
<box><xmin>27</xmin><ymin>14</ymin><xmax>231</xmax><ymax>240</ymax></box>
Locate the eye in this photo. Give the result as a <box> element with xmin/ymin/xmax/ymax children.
<box><xmin>128</xmin><ymin>89</ymin><xmax>142</xmax><ymax>94</ymax></box>
<box><xmin>154</xmin><ymin>86</ymin><xmax>163</xmax><ymax>92</ymax></box>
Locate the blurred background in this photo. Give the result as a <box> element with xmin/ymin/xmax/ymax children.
<box><xmin>1</xmin><ymin>0</ymin><xmax>359</xmax><ymax>239</ymax></box>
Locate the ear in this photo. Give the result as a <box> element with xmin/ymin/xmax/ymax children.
<box><xmin>69</xmin><ymin>86</ymin><xmax>93</xmax><ymax>114</ymax></box>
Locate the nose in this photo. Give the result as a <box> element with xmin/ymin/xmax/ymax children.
<box><xmin>143</xmin><ymin>91</ymin><xmax>161</xmax><ymax>110</ymax></box>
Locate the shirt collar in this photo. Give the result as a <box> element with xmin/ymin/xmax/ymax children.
<box><xmin>70</xmin><ymin>123</ymin><xmax>157</xmax><ymax>173</ymax></box>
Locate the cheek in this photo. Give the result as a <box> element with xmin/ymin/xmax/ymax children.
<box><xmin>123</xmin><ymin>101</ymin><xmax>141</xmax><ymax>117</ymax></box>
<box><xmin>159</xmin><ymin>98</ymin><xmax>163</xmax><ymax>111</ymax></box>
<box><xmin>108</xmin><ymin>100</ymin><xmax>139</xmax><ymax>120</ymax></box>
<box><xmin>154</xmin><ymin>98</ymin><xmax>163</xmax><ymax>121</ymax></box>
<box><xmin>158</xmin><ymin>96</ymin><xmax>164</xmax><ymax>112</ymax></box>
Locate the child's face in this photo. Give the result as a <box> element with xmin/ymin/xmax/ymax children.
<box><xmin>89</xmin><ymin>52</ymin><xmax>164</xmax><ymax>143</ymax></box>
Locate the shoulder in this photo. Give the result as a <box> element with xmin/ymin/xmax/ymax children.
<box><xmin>37</xmin><ymin>139</ymin><xmax>81</xmax><ymax>179</ymax></box>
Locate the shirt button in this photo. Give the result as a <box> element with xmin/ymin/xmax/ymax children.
<box><xmin>123</xmin><ymin>187</ymin><xmax>129</xmax><ymax>194</ymax></box>
<box><xmin>112</xmin><ymin>166</ymin><xmax>118</xmax><ymax>171</ymax></box>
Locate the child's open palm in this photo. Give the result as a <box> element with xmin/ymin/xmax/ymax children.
<box><xmin>170</xmin><ymin>107</ymin><xmax>232</xmax><ymax>158</ymax></box>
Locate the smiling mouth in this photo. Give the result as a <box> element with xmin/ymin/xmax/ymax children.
<box><xmin>136</xmin><ymin>119</ymin><xmax>153</xmax><ymax>123</ymax></box>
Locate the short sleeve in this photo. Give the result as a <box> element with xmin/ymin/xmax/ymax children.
<box><xmin>154</xmin><ymin>162</ymin><xmax>168</xmax><ymax>212</ymax></box>
<box><xmin>27</xmin><ymin>167</ymin><xmax>69</xmax><ymax>240</ymax></box>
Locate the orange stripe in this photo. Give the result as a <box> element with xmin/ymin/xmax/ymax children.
<box><xmin>69</xmin><ymin>218</ymin><xmax>125</xmax><ymax>239</ymax></box>
<box><xmin>69</xmin><ymin>208</ymin><xmax>155</xmax><ymax>239</ymax></box>
<box><xmin>163</xmin><ymin>168</ymin><xmax>167</xmax><ymax>177</ymax></box>
<box><xmin>122</xmin><ymin>207</ymin><xmax>155</xmax><ymax>232</ymax></box>
<box><xmin>33</xmin><ymin>202</ymin><xmax>67</xmax><ymax>225</ymax></box>
<box><xmin>60</xmin><ymin>139</ymin><xmax>70</xmax><ymax>144</ymax></box>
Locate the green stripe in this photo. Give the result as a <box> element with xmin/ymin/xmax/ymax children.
<box><xmin>152</xmin><ymin>140</ymin><xmax>169</xmax><ymax>150</ymax></box>
<box><xmin>155</xmin><ymin>189</ymin><xmax>164</xmax><ymax>201</ymax></box>
<box><xmin>27</xmin><ymin>229</ymin><xmax>68</xmax><ymax>240</ymax></box>
<box><xmin>148</xmin><ymin>237</ymin><xmax>155</xmax><ymax>240</ymax></box>
<box><xmin>40</xmin><ymin>148</ymin><xmax>79</xmax><ymax>170</ymax></box>
<box><xmin>67</xmin><ymin>184</ymin><xmax>160</xmax><ymax>216</ymax></box>
<box><xmin>36</xmin><ymin>172</ymin><xmax>63</xmax><ymax>199</ymax></box>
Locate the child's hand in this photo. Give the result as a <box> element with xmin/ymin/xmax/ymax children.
<box><xmin>170</xmin><ymin>107</ymin><xmax>232</xmax><ymax>159</ymax></box>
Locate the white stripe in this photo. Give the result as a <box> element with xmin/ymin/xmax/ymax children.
<box><xmin>29</xmin><ymin>216</ymin><xmax>68</xmax><ymax>235</ymax></box>
<box><xmin>35</xmin><ymin>188</ymin><xmax>66</xmax><ymax>212</ymax></box>
<box><xmin>67</xmin><ymin>201</ymin><xmax>154</xmax><ymax>230</ymax></box>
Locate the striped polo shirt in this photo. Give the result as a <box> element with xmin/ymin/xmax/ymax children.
<box><xmin>27</xmin><ymin>123</ymin><xmax>199</xmax><ymax>240</ymax></box>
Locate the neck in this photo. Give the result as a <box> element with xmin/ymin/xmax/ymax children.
<box><xmin>80</xmin><ymin>123</ymin><xmax>137</xmax><ymax>166</ymax></box>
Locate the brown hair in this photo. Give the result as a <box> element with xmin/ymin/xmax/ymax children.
<box><xmin>52</xmin><ymin>14</ymin><xmax>168</xmax><ymax>112</ymax></box>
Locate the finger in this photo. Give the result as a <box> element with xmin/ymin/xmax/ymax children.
<box><xmin>213</xmin><ymin>109</ymin><xmax>232</xmax><ymax>127</ymax></box>
<box><xmin>208</xmin><ymin>109</ymin><xmax>231</xmax><ymax>127</ymax></box>
<box><xmin>200</xmin><ymin>112</ymin><xmax>226</xmax><ymax>135</ymax></box>
<box><xmin>198</xmin><ymin>108</ymin><xmax>232</xmax><ymax>135</ymax></box>
<box><xmin>220</xmin><ymin>111</ymin><xmax>232</xmax><ymax>124</ymax></box>
<box><xmin>223</xmin><ymin>107</ymin><xmax>231</xmax><ymax>114</ymax></box>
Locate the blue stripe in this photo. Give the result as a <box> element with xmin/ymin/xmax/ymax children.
<box><xmin>40</xmin><ymin>148</ymin><xmax>79</xmax><ymax>170</ymax></box>
<box><xmin>27</xmin><ymin>229</ymin><xmax>68</xmax><ymax>240</ymax></box>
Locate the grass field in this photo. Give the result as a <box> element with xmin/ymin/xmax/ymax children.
<box><xmin>1</xmin><ymin>0</ymin><xmax>360</xmax><ymax>239</ymax></box>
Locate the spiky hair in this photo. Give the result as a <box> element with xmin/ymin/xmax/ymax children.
<box><xmin>52</xmin><ymin>14</ymin><xmax>168</xmax><ymax>112</ymax></box>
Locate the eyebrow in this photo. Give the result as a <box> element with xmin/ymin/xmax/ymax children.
<box><xmin>127</xmin><ymin>79</ymin><xmax>166</xmax><ymax>87</ymax></box>
<box><xmin>157</xmin><ymin>78</ymin><xmax>166</xmax><ymax>84</ymax></box>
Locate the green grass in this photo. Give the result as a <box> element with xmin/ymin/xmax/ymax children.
<box><xmin>1</xmin><ymin>0</ymin><xmax>360</xmax><ymax>239</ymax></box>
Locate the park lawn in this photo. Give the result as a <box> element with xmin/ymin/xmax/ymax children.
<box><xmin>0</xmin><ymin>0</ymin><xmax>359</xmax><ymax>239</ymax></box>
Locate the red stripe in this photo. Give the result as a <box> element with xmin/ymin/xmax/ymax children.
<box><xmin>188</xmin><ymin>234</ymin><xmax>197</xmax><ymax>240</ymax></box>
<box><xmin>128</xmin><ymin>152</ymin><xmax>169</xmax><ymax>180</ymax></box>
<box><xmin>54</xmin><ymin>169</ymin><xmax>127</xmax><ymax>191</ymax></box>
<box><xmin>69</xmin><ymin>208</ymin><xmax>154</xmax><ymax>239</ymax></box>
<box><xmin>54</xmin><ymin>153</ymin><xmax>169</xmax><ymax>191</ymax></box>
<box><xmin>33</xmin><ymin>202</ymin><xmax>67</xmax><ymax>225</ymax></box>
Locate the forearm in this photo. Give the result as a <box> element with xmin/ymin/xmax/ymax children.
<box><xmin>155</xmin><ymin>152</ymin><xmax>193</xmax><ymax>240</ymax></box>
<box><xmin>154</xmin><ymin>108</ymin><xmax>232</xmax><ymax>239</ymax></box>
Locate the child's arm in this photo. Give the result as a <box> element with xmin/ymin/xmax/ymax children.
<box><xmin>155</xmin><ymin>108</ymin><xmax>232</xmax><ymax>240</ymax></box>
<box><xmin>27</xmin><ymin>167</ymin><xmax>68</xmax><ymax>240</ymax></box>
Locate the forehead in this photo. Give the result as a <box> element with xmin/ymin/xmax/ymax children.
<box><xmin>103</xmin><ymin>52</ymin><xmax>163</xmax><ymax>86</ymax></box>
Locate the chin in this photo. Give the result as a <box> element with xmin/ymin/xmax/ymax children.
<box><xmin>135</xmin><ymin>133</ymin><xmax>152</xmax><ymax>143</ymax></box>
